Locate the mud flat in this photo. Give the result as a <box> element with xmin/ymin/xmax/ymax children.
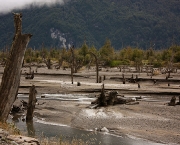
<box><xmin>1</xmin><ymin>66</ymin><xmax>180</xmax><ymax>144</ymax></box>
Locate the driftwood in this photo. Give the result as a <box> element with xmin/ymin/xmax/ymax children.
<box><xmin>0</xmin><ymin>13</ymin><xmax>32</xmax><ymax>122</ymax></box>
<box><xmin>90</xmin><ymin>84</ymin><xmax>138</xmax><ymax>108</ymax></box>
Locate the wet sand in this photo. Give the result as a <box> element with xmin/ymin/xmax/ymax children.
<box><xmin>1</xmin><ymin>66</ymin><xmax>180</xmax><ymax>144</ymax></box>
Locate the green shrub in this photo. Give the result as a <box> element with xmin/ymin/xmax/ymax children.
<box><xmin>109</xmin><ymin>60</ymin><xmax>130</xmax><ymax>67</ymax></box>
<box><xmin>153</xmin><ymin>61</ymin><xmax>163</xmax><ymax>68</ymax></box>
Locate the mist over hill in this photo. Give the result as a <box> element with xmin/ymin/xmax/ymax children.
<box><xmin>0</xmin><ymin>0</ymin><xmax>180</xmax><ymax>50</ymax></box>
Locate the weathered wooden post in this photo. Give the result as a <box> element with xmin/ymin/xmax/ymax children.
<box><xmin>0</xmin><ymin>13</ymin><xmax>32</xmax><ymax>122</ymax></box>
<box><xmin>26</xmin><ymin>85</ymin><xmax>37</xmax><ymax>121</ymax></box>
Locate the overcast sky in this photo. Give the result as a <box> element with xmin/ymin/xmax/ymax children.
<box><xmin>0</xmin><ymin>0</ymin><xmax>66</xmax><ymax>14</ymax></box>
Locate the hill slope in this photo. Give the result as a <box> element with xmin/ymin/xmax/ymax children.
<box><xmin>0</xmin><ymin>0</ymin><xmax>180</xmax><ymax>49</ymax></box>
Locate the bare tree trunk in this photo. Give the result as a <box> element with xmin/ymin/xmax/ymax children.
<box><xmin>26</xmin><ymin>85</ymin><xmax>37</xmax><ymax>121</ymax></box>
<box><xmin>89</xmin><ymin>52</ymin><xmax>99</xmax><ymax>83</ymax></box>
<box><xmin>45</xmin><ymin>58</ymin><xmax>52</xmax><ymax>69</ymax></box>
<box><xmin>0</xmin><ymin>13</ymin><xmax>32</xmax><ymax>122</ymax></box>
<box><xmin>70</xmin><ymin>46</ymin><xmax>75</xmax><ymax>84</ymax></box>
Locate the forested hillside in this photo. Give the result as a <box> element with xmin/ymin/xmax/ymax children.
<box><xmin>0</xmin><ymin>0</ymin><xmax>180</xmax><ymax>49</ymax></box>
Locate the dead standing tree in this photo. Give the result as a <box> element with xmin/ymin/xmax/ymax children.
<box><xmin>70</xmin><ymin>46</ymin><xmax>75</xmax><ymax>84</ymax></box>
<box><xmin>89</xmin><ymin>52</ymin><xmax>99</xmax><ymax>83</ymax></box>
<box><xmin>0</xmin><ymin>13</ymin><xmax>32</xmax><ymax>122</ymax></box>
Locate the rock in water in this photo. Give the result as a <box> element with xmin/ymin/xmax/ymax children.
<box><xmin>100</xmin><ymin>127</ymin><xmax>109</xmax><ymax>133</ymax></box>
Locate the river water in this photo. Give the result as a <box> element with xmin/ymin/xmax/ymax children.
<box><xmin>10</xmin><ymin>117</ymin><xmax>163</xmax><ymax>145</ymax></box>
<box><xmin>10</xmin><ymin>93</ymin><xmax>164</xmax><ymax>145</ymax></box>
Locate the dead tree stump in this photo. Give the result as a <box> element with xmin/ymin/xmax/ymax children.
<box><xmin>98</xmin><ymin>84</ymin><xmax>107</xmax><ymax>106</ymax></box>
<box><xmin>26</xmin><ymin>85</ymin><xmax>37</xmax><ymax>121</ymax></box>
<box><xmin>138</xmin><ymin>83</ymin><xmax>140</xmax><ymax>88</ymax></box>
<box><xmin>168</xmin><ymin>96</ymin><xmax>176</xmax><ymax>106</ymax></box>
<box><xmin>107</xmin><ymin>91</ymin><xmax>118</xmax><ymax>105</ymax></box>
<box><xmin>90</xmin><ymin>85</ymin><xmax>138</xmax><ymax>108</ymax></box>
<box><xmin>0</xmin><ymin>13</ymin><xmax>32</xmax><ymax>122</ymax></box>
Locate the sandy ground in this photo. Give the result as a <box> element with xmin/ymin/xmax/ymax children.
<box><xmin>1</xmin><ymin>66</ymin><xmax>180</xmax><ymax>144</ymax></box>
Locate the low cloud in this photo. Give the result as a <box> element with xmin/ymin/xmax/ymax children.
<box><xmin>0</xmin><ymin>0</ymin><xmax>66</xmax><ymax>14</ymax></box>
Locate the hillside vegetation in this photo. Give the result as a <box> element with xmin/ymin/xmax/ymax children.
<box><xmin>0</xmin><ymin>0</ymin><xmax>180</xmax><ymax>49</ymax></box>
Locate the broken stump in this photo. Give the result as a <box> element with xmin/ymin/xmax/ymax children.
<box><xmin>26</xmin><ymin>85</ymin><xmax>37</xmax><ymax>121</ymax></box>
<box><xmin>168</xmin><ymin>96</ymin><xmax>176</xmax><ymax>106</ymax></box>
